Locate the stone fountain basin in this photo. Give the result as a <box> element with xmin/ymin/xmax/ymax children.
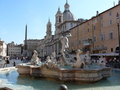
<box><xmin>17</xmin><ymin>64</ymin><xmax>111</xmax><ymax>83</ymax></box>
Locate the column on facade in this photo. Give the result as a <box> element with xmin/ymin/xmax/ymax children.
<box><xmin>48</xmin><ymin>45</ymin><xmax>51</xmax><ymax>56</ymax></box>
<box><xmin>55</xmin><ymin>43</ymin><xmax>57</xmax><ymax>55</ymax></box>
<box><xmin>57</xmin><ymin>42</ymin><xmax>59</xmax><ymax>55</ymax></box>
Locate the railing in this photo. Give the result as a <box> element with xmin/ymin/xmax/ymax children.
<box><xmin>93</xmin><ymin>47</ymin><xmax>107</xmax><ymax>51</ymax></box>
<box><xmin>83</xmin><ymin>39</ymin><xmax>92</xmax><ymax>46</ymax></box>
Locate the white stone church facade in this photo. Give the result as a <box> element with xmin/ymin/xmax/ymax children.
<box><xmin>37</xmin><ymin>1</ymin><xmax>85</xmax><ymax>57</ymax></box>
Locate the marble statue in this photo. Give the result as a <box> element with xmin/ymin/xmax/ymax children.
<box><xmin>84</xmin><ymin>51</ymin><xmax>91</xmax><ymax>68</ymax></box>
<box><xmin>71</xmin><ymin>49</ymin><xmax>85</xmax><ymax>68</ymax></box>
<box><xmin>59</xmin><ymin>33</ymin><xmax>71</xmax><ymax>66</ymax></box>
<box><xmin>60</xmin><ymin>33</ymin><xmax>71</xmax><ymax>53</ymax></box>
<box><xmin>30</xmin><ymin>50</ymin><xmax>41</xmax><ymax>65</ymax></box>
<box><xmin>98</xmin><ymin>56</ymin><xmax>106</xmax><ymax>67</ymax></box>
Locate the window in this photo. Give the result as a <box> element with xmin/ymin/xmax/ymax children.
<box><xmin>109</xmin><ymin>11</ymin><xmax>112</xmax><ymax>16</ymax></box>
<box><xmin>71</xmin><ymin>23</ymin><xmax>73</xmax><ymax>27</ymax></box>
<box><xmin>88</xmin><ymin>28</ymin><xmax>90</xmax><ymax>32</ymax></box>
<box><xmin>101</xmin><ymin>33</ymin><xmax>105</xmax><ymax>41</ymax></box>
<box><xmin>94</xmin><ymin>25</ymin><xmax>96</xmax><ymax>30</ymax></box>
<box><xmin>102</xmin><ymin>45</ymin><xmax>104</xmax><ymax>48</ymax></box>
<box><xmin>82</xmin><ymin>39</ymin><xmax>84</xmax><ymax>44</ymax></box>
<box><xmin>110</xmin><ymin>20</ymin><xmax>112</xmax><ymax>25</ymax></box>
<box><xmin>109</xmin><ymin>31</ymin><xmax>114</xmax><ymax>39</ymax></box>
<box><xmin>111</xmin><ymin>48</ymin><xmax>113</xmax><ymax>52</ymax></box>
<box><xmin>93</xmin><ymin>35</ymin><xmax>97</xmax><ymax>42</ymax></box>
<box><xmin>59</xmin><ymin>16</ymin><xmax>61</xmax><ymax>22</ymax></box>
<box><xmin>101</xmin><ymin>22</ymin><xmax>104</xmax><ymax>27</ymax></box>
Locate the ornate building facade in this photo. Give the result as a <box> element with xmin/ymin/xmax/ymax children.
<box><xmin>38</xmin><ymin>1</ymin><xmax>84</xmax><ymax>57</ymax></box>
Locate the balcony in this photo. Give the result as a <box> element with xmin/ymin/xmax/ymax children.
<box><xmin>93</xmin><ymin>46</ymin><xmax>107</xmax><ymax>51</ymax></box>
<box><xmin>83</xmin><ymin>39</ymin><xmax>92</xmax><ymax>46</ymax></box>
<box><xmin>102</xmin><ymin>47</ymin><xmax>107</xmax><ymax>50</ymax></box>
<box><xmin>82</xmin><ymin>47</ymin><xmax>90</xmax><ymax>52</ymax></box>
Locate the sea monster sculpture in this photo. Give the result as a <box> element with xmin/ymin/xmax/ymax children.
<box><xmin>71</xmin><ymin>49</ymin><xmax>85</xmax><ymax>68</ymax></box>
<box><xmin>30</xmin><ymin>50</ymin><xmax>41</xmax><ymax>65</ymax></box>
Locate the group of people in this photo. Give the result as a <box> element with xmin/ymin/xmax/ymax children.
<box><xmin>91</xmin><ymin>56</ymin><xmax>120</xmax><ymax>68</ymax></box>
<box><xmin>0</xmin><ymin>58</ymin><xmax>10</xmax><ymax>68</ymax></box>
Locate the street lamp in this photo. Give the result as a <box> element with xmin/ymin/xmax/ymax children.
<box><xmin>116</xmin><ymin>12</ymin><xmax>120</xmax><ymax>60</ymax></box>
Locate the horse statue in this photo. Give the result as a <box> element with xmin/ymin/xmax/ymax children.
<box><xmin>84</xmin><ymin>51</ymin><xmax>91</xmax><ymax>68</ymax></box>
<box><xmin>30</xmin><ymin>50</ymin><xmax>41</xmax><ymax>65</ymax></box>
<box><xmin>71</xmin><ymin>49</ymin><xmax>85</xmax><ymax>68</ymax></box>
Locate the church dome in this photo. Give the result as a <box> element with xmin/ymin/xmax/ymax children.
<box><xmin>63</xmin><ymin>10</ymin><xmax>76</xmax><ymax>21</ymax></box>
<box><xmin>63</xmin><ymin>1</ymin><xmax>76</xmax><ymax>21</ymax></box>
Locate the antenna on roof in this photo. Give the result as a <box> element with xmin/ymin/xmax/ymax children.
<box><xmin>113</xmin><ymin>1</ymin><xmax>115</xmax><ymax>6</ymax></box>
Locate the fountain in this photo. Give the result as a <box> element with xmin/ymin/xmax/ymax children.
<box><xmin>17</xmin><ymin>34</ymin><xmax>111</xmax><ymax>83</ymax></box>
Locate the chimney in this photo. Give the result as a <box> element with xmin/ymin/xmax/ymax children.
<box><xmin>96</xmin><ymin>11</ymin><xmax>99</xmax><ymax>16</ymax></box>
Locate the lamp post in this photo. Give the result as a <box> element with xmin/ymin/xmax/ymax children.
<box><xmin>116</xmin><ymin>12</ymin><xmax>120</xmax><ymax>60</ymax></box>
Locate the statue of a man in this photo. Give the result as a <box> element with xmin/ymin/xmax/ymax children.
<box><xmin>60</xmin><ymin>33</ymin><xmax>71</xmax><ymax>52</ymax></box>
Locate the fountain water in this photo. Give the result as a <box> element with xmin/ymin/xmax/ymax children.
<box><xmin>0</xmin><ymin>68</ymin><xmax>120</xmax><ymax>90</ymax></box>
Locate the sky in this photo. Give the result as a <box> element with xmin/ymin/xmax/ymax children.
<box><xmin>0</xmin><ymin>0</ymin><xmax>119</xmax><ymax>44</ymax></box>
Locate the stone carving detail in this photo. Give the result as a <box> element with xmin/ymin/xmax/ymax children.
<box><xmin>30</xmin><ymin>50</ymin><xmax>41</xmax><ymax>65</ymax></box>
<box><xmin>71</xmin><ymin>49</ymin><xmax>85</xmax><ymax>68</ymax></box>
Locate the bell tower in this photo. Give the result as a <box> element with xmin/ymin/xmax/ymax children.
<box><xmin>46</xmin><ymin>19</ymin><xmax>52</xmax><ymax>36</ymax></box>
<box><xmin>55</xmin><ymin>7</ymin><xmax>63</xmax><ymax>34</ymax></box>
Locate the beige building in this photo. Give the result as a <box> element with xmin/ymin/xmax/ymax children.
<box><xmin>70</xmin><ymin>2</ymin><xmax>120</xmax><ymax>55</ymax></box>
<box><xmin>7</xmin><ymin>41</ymin><xmax>22</xmax><ymax>58</ymax></box>
<box><xmin>26</xmin><ymin>39</ymin><xmax>41</xmax><ymax>56</ymax></box>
